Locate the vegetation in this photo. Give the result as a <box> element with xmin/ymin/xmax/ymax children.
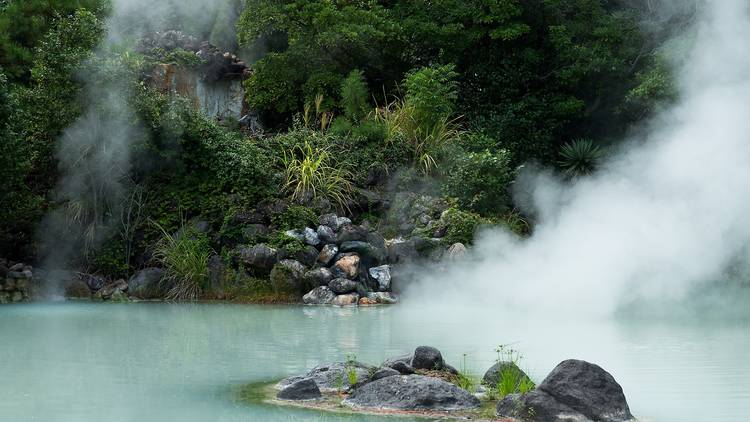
<box><xmin>152</xmin><ymin>222</ymin><xmax>213</xmax><ymax>301</ymax></box>
<box><xmin>490</xmin><ymin>345</ymin><xmax>536</xmax><ymax>400</ymax></box>
<box><xmin>558</xmin><ymin>138</ymin><xmax>606</xmax><ymax>177</ymax></box>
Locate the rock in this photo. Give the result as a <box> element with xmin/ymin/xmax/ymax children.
<box><xmin>128</xmin><ymin>268</ymin><xmax>164</xmax><ymax>299</ymax></box>
<box><xmin>9</xmin><ymin>263</ymin><xmax>23</xmax><ymax>272</ymax></box>
<box><xmin>367</xmin><ymin>292</ymin><xmax>398</xmax><ymax>304</ymax></box>
<box><xmin>339</xmin><ymin>241</ymin><xmax>386</xmax><ymax>263</ymax></box>
<box><xmin>483</xmin><ymin>361</ymin><xmax>531</xmax><ymax>387</ymax></box>
<box><xmin>344</xmin><ymin>375</ymin><xmax>480</xmax><ymax>411</ymax></box>
<box><xmin>445</xmin><ymin>243</ymin><xmax>468</xmax><ymax>260</ymax></box>
<box><xmin>538</xmin><ymin>360</ymin><xmax>633</xmax><ymax>422</ymax></box>
<box><xmin>388</xmin><ymin>361</ymin><xmax>415</xmax><ymax>375</ymax></box>
<box><xmin>497</xmin><ymin>360</ymin><xmax>634</xmax><ymax>422</ymax></box>
<box><xmin>332</xmin><ymin>293</ymin><xmax>359</xmax><ymax>306</ymax></box>
<box><xmin>95</xmin><ymin>279</ymin><xmax>128</xmax><ymax>300</ymax></box>
<box><xmin>241</xmin><ymin>224</ymin><xmax>270</xmax><ymax>241</ymax></box>
<box><xmin>317</xmin><ymin>244</ymin><xmax>339</xmax><ymax>266</ymax></box>
<box><xmin>269</xmin><ymin>260</ymin><xmax>307</xmax><ymax>294</ymax></box>
<box><xmin>384</xmin><ymin>354</ymin><xmax>412</xmax><ymax>367</ymax></box>
<box><xmin>0</xmin><ymin>292</ymin><xmax>9</xmax><ymax>304</ymax></box>
<box><xmin>370</xmin><ymin>367</ymin><xmax>400</xmax><ymax>381</ymax></box>
<box><xmin>328</xmin><ymin>278</ymin><xmax>357</xmax><ymax>294</ymax></box>
<box><xmin>207</xmin><ymin>255</ymin><xmax>225</xmax><ymax>290</ymax></box>
<box><xmin>411</xmin><ymin>346</ymin><xmax>445</xmax><ymax>371</ymax></box>
<box><xmin>316</xmin><ymin>225</ymin><xmax>336</xmax><ymax>244</ymax></box>
<box><xmin>3</xmin><ymin>278</ymin><xmax>15</xmax><ymax>291</ymax></box>
<box><xmin>303</xmin><ymin>227</ymin><xmax>320</xmax><ymax>246</ymax></box>
<box><xmin>80</xmin><ymin>274</ymin><xmax>107</xmax><ymax>291</ymax></box>
<box><xmin>280</xmin><ymin>361</ymin><xmax>375</xmax><ymax>393</ymax></box>
<box><xmin>368</xmin><ymin>265</ymin><xmax>392</xmax><ymax>291</ymax></box>
<box><xmin>110</xmin><ymin>289</ymin><xmax>129</xmax><ymax>302</ymax></box>
<box><xmin>336</xmin><ymin>225</ymin><xmax>369</xmax><ymax>243</ymax></box>
<box><xmin>284</xmin><ymin>229</ymin><xmax>305</xmax><ymax>242</ymax></box>
<box><xmin>11</xmin><ymin>291</ymin><xmax>23</xmax><ymax>302</ymax></box>
<box><xmin>303</xmin><ymin>286</ymin><xmax>337</xmax><ymax>305</ymax></box>
<box><xmin>277</xmin><ymin>378</ymin><xmax>321</xmax><ymax>401</ymax></box>
<box><xmin>64</xmin><ymin>279</ymin><xmax>91</xmax><ymax>299</ymax></box>
<box><xmin>240</xmin><ymin>244</ymin><xmax>278</xmax><ymax>271</ymax></box>
<box><xmin>304</xmin><ymin>268</ymin><xmax>333</xmax><ymax>287</ymax></box>
<box><xmin>293</xmin><ymin>245</ymin><xmax>320</xmax><ymax>267</ymax></box>
<box><xmin>319</xmin><ymin>214</ymin><xmax>352</xmax><ymax>231</ymax></box>
<box><xmin>358</xmin><ymin>297</ymin><xmax>377</xmax><ymax>305</ymax></box>
<box><xmin>386</xmin><ymin>239</ymin><xmax>419</xmax><ymax>263</ymax></box>
<box><xmin>331</xmin><ymin>255</ymin><xmax>360</xmax><ymax>279</ymax></box>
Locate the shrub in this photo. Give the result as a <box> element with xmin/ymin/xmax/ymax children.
<box><xmin>404</xmin><ymin>64</ymin><xmax>459</xmax><ymax>128</ymax></box>
<box><xmin>439</xmin><ymin>207</ymin><xmax>492</xmax><ymax>245</ymax></box>
<box><xmin>558</xmin><ymin>138</ymin><xmax>604</xmax><ymax>178</ymax></box>
<box><xmin>351</xmin><ymin>120</ymin><xmax>387</xmax><ymax>144</ymax></box>
<box><xmin>340</xmin><ymin>69</ymin><xmax>369</xmax><ymax>122</ymax></box>
<box><xmin>152</xmin><ymin>222</ymin><xmax>213</xmax><ymax>301</ymax></box>
<box><xmin>443</xmin><ymin>149</ymin><xmax>515</xmax><ymax>215</ymax></box>
<box><xmin>329</xmin><ymin>116</ymin><xmax>354</xmax><ymax>137</ymax></box>
<box><xmin>282</xmin><ymin>139</ymin><xmax>354</xmax><ymax>211</ymax></box>
<box><xmin>271</xmin><ymin>205</ymin><xmax>318</xmax><ymax>231</ymax></box>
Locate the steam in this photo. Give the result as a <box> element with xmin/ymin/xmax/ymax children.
<box><xmin>39</xmin><ymin>0</ymin><xmax>240</xmax><ymax>286</ymax></box>
<box><xmin>404</xmin><ymin>0</ymin><xmax>750</xmax><ymax>316</ymax></box>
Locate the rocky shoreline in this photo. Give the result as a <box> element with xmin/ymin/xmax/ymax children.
<box><xmin>260</xmin><ymin>346</ymin><xmax>636</xmax><ymax>422</ymax></box>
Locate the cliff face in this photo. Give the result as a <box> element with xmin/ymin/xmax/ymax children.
<box><xmin>140</xmin><ymin>31</ymin><xmax>250</xmax><ymax>121</ymax></box>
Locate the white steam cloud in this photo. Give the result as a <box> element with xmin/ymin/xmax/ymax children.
<box><xmin>405</xmin><ymin>0</ymin><xmax>750</xmax><ymax>316</ymax></box>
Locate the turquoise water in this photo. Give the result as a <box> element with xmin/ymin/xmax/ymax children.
<box><xmin>0</xmin><ymin>302</ymin><xmax>748</xmax><ymax>421</ymax></box>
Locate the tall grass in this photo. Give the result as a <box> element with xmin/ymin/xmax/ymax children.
<box><xmin>282</xmin><ymin>140</ymin><xmax>354</xmax><ymax>211</ymax></box>
<box><xmin>152</xmin><ymin>221</ymin><xmax>212</xmax><ymax>301</ymax></box>
<box><xmin>493</xmin><ymin>345</ymin><xmax>536</xmax><ymax>399</ymax></box>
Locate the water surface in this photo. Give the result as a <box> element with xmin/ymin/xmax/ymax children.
<box><xmin>0</xmin><ymin>302</ymin><xmax>748</xmax><ymax>421</ymax></box>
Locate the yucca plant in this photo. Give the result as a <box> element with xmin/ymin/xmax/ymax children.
<box><xmin>282</xmin><ymin>140</ymin><xmax>354</xmax><ymax>211</ymax></box>
<box><xmin>558</xmin><ymin>138</ymin><xmax>604</xmax><ymax>177</ymax></box>
<box><xmin>152</xmin><ymin>221</ymin><xmax>213</xmax><ymax>301</ymax></box>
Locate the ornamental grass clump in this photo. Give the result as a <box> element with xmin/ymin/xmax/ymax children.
<box><xmin>152</xmin><ymin>222</ymin><xmax>212</xmax><ymax>301</ymax></box>
<box><xmin>282</xmin><ymin>140</ymin><xmax>354</xmax><ymax>211</ymax></box>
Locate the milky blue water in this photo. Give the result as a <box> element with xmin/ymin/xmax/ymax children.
<box><xmin>0</xmin><ymin>302</ymin><xmax>748</xmax><ymax>421</ymax></box>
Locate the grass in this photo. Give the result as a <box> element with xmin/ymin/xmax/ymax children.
<box><xmin>282</xmin><ymin>139</ymin><xmax>354</xmax><ymax>212</ymax></box>
<box><xmin>492</xmin><ymin>345</ymin><xmax>536</xmax><ymax>400</ymax></box>
<box><xmin>456</xmin><ymin>353</ymin><xmax>477</xmax><ymax>393</ymax></box>
<box><xmin>151</xmin><ymin>220</ymin><xmax>212</xmax><ymax>301</ymax></box>
<box><xmin>345</xmin><ymin>354</ymin><xmax>359</xmax><ymax>387</ymax></box>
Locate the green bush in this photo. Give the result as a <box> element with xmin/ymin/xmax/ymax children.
<box><xmin>351</xmin><ymin>120</ymin><xmax>387</xmax><ymax>144</ymax></box>
<box><xmin>272</xmin><ymin>205</ymin><xmax>318</xmax><ymax>231</ymax></box>
<box><xmin>340</xmin><ymin>69</ymin><xmax>369</xmax><ymax>122</ymax></box>
<box><xmin>558</xmin><ymin>138</ymin><xmax>604</xmax><ymax>178</ymax></box>
<box><xmin>443</xmin><ymin>149</ymin><xmax>515</xmax><ymax>215</ymax></box>
<box><xmin>404</xmin><ymin>64</ymin><xmax>459</xmax><ymax>128</ymax></box>
<box><xmin>439</xmin><ymin>208</ymin><xmax>492</xmax><ymax>246</ymax></box>
<box><xmin>329</xmin><ymin>116</ymin><xmax>354</xmax><ymax>137</ymax></box>
<box><xmin>153</xmin><ymin>223</ymin><xmax>213</xmax><ymax>301</ymax></box>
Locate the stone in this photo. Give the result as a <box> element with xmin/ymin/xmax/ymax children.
<box><xmin>64</xmin><ymin>279</ymin><xmax>91</xmax><ymax>299</ymax></box>
<box><xmin>317</xmin><ymin>244</ymin><xmax>339</xmax><ymax>266</ymax></box>
<box><xmin>207</xmin><ymin>255</ymin><xmax>225</xmax><ymax>290</ymax></box>
<box><xmin>358</xmin><ymin>297</ymin><xmax>377</xmax><ymax>305</ymax></box>
<box><xmin>332</xmin><ymin>293</ymin><xmax>359</xmax><ymax>306</ymax></box>
<box><xmin>240</xmin><ymin>244</ymin><xmax>279</xmax><ymax>271</ymax></box>
<box><xmin>304</xmin><ymin>268</ymin><xmax>333</xmax><ymax>287</ymax></box>
<box><xmin>537</xmin><ymin>360</ymin><xmax>633</xmax><ymax>422</ymax></box>
<box><xmin>96</xmin><ymin>279</ymin><xmax>128</xmax><ymax>300</ymax></box>
<box><xmin>284</xmin><ymin>230</ymin><xmax>305</xmax><ymax>242</ymax></box>
<box><xmin>328</xmin><ymin>278</ymin><xmax>357</xmax><ymax>294</ymax></box>
<box><xmin>303</xmin><ymin>286</ymin><xmax>337</xmax><ymax>305</ymax></box>
<box><xmin>483</xmin><ymin>361</ymin><xmax>531</xmax><ymax>387</ymax></box>
<box><xmin>445</xmin><ymin>243</ymin><xmax>468</xmax><ymax>260</ymax></box>
<box><xmin>411</xmin><ymin>346</ymin><xmax>445</xmax><ymax>371</ymax></box>
<box><xmin>319</xmin><ymin>214</ymin><xmax>352</xmax><ymax>231</ymax></box>
<box><xmin>496</xmin><ymin>360</ymin><xmax>634</xmax><ymax>422</ymax></box>
<box><xmin>339</xmin><ymin>241</ymin><xmax>386</xmax><ymax>263</ymax></box>
<box><xmin>331</xmin><ymin>255</ymin><xmax>360</xmax><ymax>279</ymax></box>
<box><xmin>367</xmin><ymin>292</ymin><xmax>398</xmax><ymax>304</ymax></box>
<box><xmin>128</xmin><ymin>268</ymin><xmax>165</xmax><ymax>299</ymax></box>
<box><xmin>368</xmin><ymin>265</ymin><xmax>392</xmax><ymax>291</ymax></box>
<box><xmin>277</xmin><ymin>378</ymin><xmax>321</xmax><ymax>401</ymax></box>
<box><xmin>293</xmin><ymin>245</ymin><xmax>320</xmax><ymax>268</ymax></box>
<box><xmin>370</xmin><ymin>367</ymin><xmax>400</xmax><ymax>381</ymax></box>
<box><xmin>11</xmin><ymin>291</ymin><xmax>23</xmax><ymax>302</ymax></box>
<box><xmin>279</xmin><ymin>361</ymin><xmax>375</xmax><ymax>393</ymax></box>
<box><xmin>388</xmin><ymin>361</ymin><xmax>415</xmax><ymax>375</ymax></box>
<box><xmin>336</xmin><ymin>225</ymin><xmax>369</xmax><ymax>243</ymax></box>
<box><xmin>269</xmin><ymin>260</ymin><xmax>307</xmax><ymax>294</ymax></box>
<box><xmin>344</xmin><ymin>375</ymin><xmax>480</xmax><ymax>411</ymax></box>
<box><xmin>110</xmin><ymin>289</ymin><xmax>129</xmax><ymax>302</ymax></box>
<box><xmin>8</xmin><ymin>263</ymin><xmax>23</xmax><ymax>272</ymax></box>
<box><xmin>241</xmin><ymin>224</ymin><xmax>270</xmax><ymax>241</ymax></box>
<box><xmin>386</xmin><ymin>239</ymin><xmax>419</xmax><ymax>263</ymax></box>
<box><xmin>316</xmin><ymin>225</ymin><xmax>336</xmax><ymax>244</ymax></box>
<box><xmin>303</xmin><ymin>227</ymin><xmax>320</xmax><ymax>246</ymax></box>
<box><xmin>79</xmin><ymin>274</ymin><xmax>107</xmax><ymax>291</ymax></box>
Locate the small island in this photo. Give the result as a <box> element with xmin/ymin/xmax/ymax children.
<box><xmin>244</xmin><ymin>345</ymin><xmax>636</xmax><ymax>422</ymax></box>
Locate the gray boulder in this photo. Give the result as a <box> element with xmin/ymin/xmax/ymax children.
<box><xmin>280</xmin><ymin>361</ymin><xmax>375</xmax><ymax>393</ymax></box>
<box><xmin>483</xmin><ymin>361</ymin><xmax>531</xmax><ymax>388</ymax></box>
<box><xmin>293</xmin><ymin>245</ymin><xmax>320</xmax><ymax>267</ymax></box>
<box><xmin>367</xmin><ymin>292</ymin><xmax>398</xmax><ymax>304</ymax></box>
<box><xmin>304</xmin><ymin>268</ymin><xmax>333</xmax><ymax>287</ymax></box>
<box><xmin>445</xmin><ymin>243</ymin><xmax>468</xmax><ymax>260</ymax></box>
<box><xmin>496</xmin><ymin>360</ymin><xmax>634</xmax><ymax>422</ymax></box>
<box><xmin>332</xmin><ymin>293</ymin><xmax>359</xmax><ymax>306</ymax></box>
<box><xmin>370</xmin><ymin>367</ymin><xmax>400</xmax><ymax>381</ymax></box>
<box><xmin>339</xmin><ymin>241</ymin><xmax>386</xmax><ymax>263</ymax></box>
<box><xmin>317</xmin><ymin>244</ymin><xmax>339</xmax><ymax>266</ymax></box>
<box><xmin>241</xmin><ymin>224</ymin><xmax>269</xmax><ymax>241</ymax></box>
<box><xmin>317</xmin><ymin>225</ymin><xmax>336</xmax><ymax>244</ymax></box>
<box><xmin>344</xmin><ymin>375</ymin><xmax>480</xmax><ymax>411</ymax></box>
<box><xmin>128</xmin><ymin>268</ymin><xmax>164</xmax><ymax>299</ymax></box>
<box><xmin>284</xmin><ymin>230</ymin><xmax>305</xmax><ymax>241</ymax></box>
<box><xmin>410</xmin><ymin>346</ymin><xmax>445</xmax><ymax>370</ymax></box>
<box><xmin>383</xmin><ymin>355</ymin><xmax>415</xmax><ymax>375</ymax></box>
<box><xmin>368</xmin><ymin>265</ymin><xmax>392</xmax><ymax>291</ymax></box>
<box><xmin>387</xmin><ymin>239</ymin><xmax>419</xmax><ymax>263</ymax></box>
<box><xmin>303</xmin><ymin>227</ymin><xmax>320</xmax><ymax>246</ymax></box>
<box><xmin>269</xmin><ymin>260</ymin><xmax>308</xmax><ymax>294</ymax></box>
<box><xmin>319</xmin><ymin>214</ymin><xmax>351</xmax><ymax>231</ymax></box>
<box><xmin>336</xmin><ymin>225</ymin><xmax>369</xmax><ymax>243</ymax></box>
<box><xmin>277</xmin><ymin>378</ymin><xmax>321</xmax><ymax>401</ymax></box>
<box><xmin>240</xmin><ymin>244</ymin><xmax>278</xmax><ymax>271</ymax></box>
<box><xmin>328</xmin><ymin>278</ymin><xmax>357</xmax><ymax>294</ymax></box>
<box><xmin>303</xmin><ymin>286</ymin><xmax>336</xmax><ymax>305</ymax></box>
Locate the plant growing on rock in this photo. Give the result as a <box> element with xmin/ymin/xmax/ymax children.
<box><xmin>282</xmin><ymin>140</ymin><xmax>354</xmax><ymax>211</ymax></box>
<box><xmin>152</xmin><ymin>221</ymin><xmax>213</xmax><ymax>301</ymax></box>
<box><xmin>345</xmin><ymin>354</ymin><xmax>359</xmax><ymax>387</ymax></box>
<box><xmin>493</xmin><ymin>345</ymin><xmax>535</xmax><ymax>399</ymax></box>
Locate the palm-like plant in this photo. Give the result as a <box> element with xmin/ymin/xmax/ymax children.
<box><xmin>558</xmin><ymin>138</ymin><xmax>604</xmax><ymax>177</ymax></box>
<box><xmin>282</xmin><ymin>140</ymin><xmax>354</xmax><ymax>211</ymax></box>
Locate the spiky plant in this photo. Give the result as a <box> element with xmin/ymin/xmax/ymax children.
<box><xmin>558</xmin><ymin>138</ymin><xmax>604</xmax><ymax>177</ymax></box>
<box><xmin>152</xmin><ymin>221</ymin><xmax>212</xmax><ymax>301</ymax></box>
<box><xmin>282</xmin><ymin>140</ymin><xmax>354</xmax><ymax>211</ymax></box>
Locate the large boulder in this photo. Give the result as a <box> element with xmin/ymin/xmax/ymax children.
<box><xmin>410</xmin><ymin>346</ymin><xmax>445</xmax><ymax>371</ymax></box>
<box><xmin>368</xmin><ymin>265</ymin><xmax>392</xmax><ymax>291</ymax></box>
<box><xmin>240</xmin><ymin>244</ymin><xmax>278</xmax><ymax>271</ymax></box>
<box><xmin>331</xmin><ymin>255</ymin><xmax>360</xmax><ymax>279</ymax></box>
<box><xmin>339</xmin><ymin>241</ymin><xmax>386</xmax><ymax>263</ymax></box>
<box><xmin>483</xmin><ymin>361</ymin><xmax>531</xmax><ymax>388</ymax></box>
<box><xmin>304</xmin><ymin>268</ymin><xmax>333</xmax><ymax>287</ymax></box>
<box><xmin>370</xmin><ymin>367</ymin><xmax>400</xmax><ymax>381</ymax></box>
<box><xmin>319</xmin><ymin>214</ymin><xmax>351</xmax><ymax>231</ymax></box>
<box><xmin>317</xmin><ymin>244</ymin><xmax>339</xmax><ymax>266</ymax></box>
<box><xmin>303</xmin><ymin>227</ymin><xmax>320</xmax><ymax>246</ymax></box>
<box><xmin>269</xmin><ymin>260</ymin><xmax>308</xmax><ymax>294</ymax></box>
<box><xmin>496</xmin><ymin>360</ymin><xmax>634</xmax><ymax>422</ymax></box>
<box><xmin>336</xmin><ymin>225</ymin><xmax>369</xmax><ymax>243</ymax></box>
<box><xmin>279</xmin><ymin>361</ymin><xmax>375</xmax><ymax>393</ymax></box>
<box><xmin>328</xmin><ymin>278</ymin><xmax>357</xmax><ymax>294</ymax></box>
<box><xmin>292</xmin><ymin>245</ymin><xmax>319</xmax><ymax>267</ymax></box>
<box><xmin>332</xmin><ymin>293</ymin><xmax>359</xmax><ymax>306</ymax></box>
<box><xmin>316</xmin><ymin>225</ymin><xmax>336</xmax><ymax>244</ymax></box>
<box><xmin>128</xmin><ymin>268</ymin><xmax>165</xmax><ymax>299</ymax></box>
<box><xmin>303</xmin><ymin>286</ymin><xmax>337</xmax><ymax>305</ymax></box>
<box><xmin>277</xmin><ymin>378</ymin><xmax>321</xmax><ymax>401</ymax></box>
<box><xmin>344</xmin><ymin>375</ymin><xmax>480</xmax><ymax>411</ymax></box>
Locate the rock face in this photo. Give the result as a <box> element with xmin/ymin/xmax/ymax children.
<box><xmin>277</xmin><ymin>378</ymin><xmax>321</xmax><ymax>401</ymax></box>
<box><xmin>496</xmin><ymin>360</ymin><xmax>634</xmax><ymax>422</ymax></box>
<box><xmin>303</xmin><ymin>286</ymin><xmax>336</xmax><ymax>305</ymax></box>
<box><xmin>344</xmin><ymin>375</ymin><xmax>480</xmax><ymax>411</ymax></box>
